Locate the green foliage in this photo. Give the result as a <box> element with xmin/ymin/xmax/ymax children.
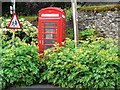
<box><xmin>1</xmin><ymin>17</ymin><xmax>38</xmax><ymax>46</ymax></box>
<box><xmin>66</xmin><ymin>27</ymin><xmax>74</xmax><ymax>39</ymax></box>
<box><xmin>40</xmin><ymin>38</ymin><xmax>120</xmax><ymax>89</ymax></box>
<box><xmin>79</xmin><ymin>28</ymin><xmax>104</xmax><ymax>42</ymax></box>
<box><xmin>1</xmin><ymin>14</ymin><xmax>120</xmax><ymax>89</ymax></box>
<box><xmin>65</xmin><ymin>8</ymin><xmax>73</xmax><ymax>39</ymax></box>
<box><xmin>1</xmin><ymin>17</ymin><xmax>40</xmax><ymax>89</ymax></box>
<box><xmin>79</xmin><ymin>28</ymin><xmax>95</xmax><ymax>40</ymax></box>
<box><xmin>65</xmin><ymin>8</ymin><xmax>72</xmax><ymax>22</ymax></box>
<box><xmin>19</xmin><ymin>16</ymin><xmax>37</xmax><ymax>22</ymax></box>
<box><xmin>65</xmin><ymin>5</ymin><xmax>81</xmax><ymax>22</ymax></box>
<box><xmin>0</xmin><ymin>17</ymin><xmax>3</xmax><ymax>26</ymax></box>
<box><xmin>1</xmin><ymin>41</ymin><xmax>40</xmax><ymax>89</ymax></box>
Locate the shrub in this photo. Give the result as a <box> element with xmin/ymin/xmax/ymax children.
<box><xmin>1</xmin><ymin>17</ymin><xmax>38</xmax><ymax>46</ymax></box>
<box><xmin>40</xmin><ymin>38</ymin><xmax>120</xmax><ymax>89</ymax></box>
<box><xmin>1</xmin><ymin>41</ymin><xmax>40</xmax><ymax>89</ymax></box>
<box><xmin>79</xmin><ymin>28</ymin><xmax>105</xmax><ymax>44</ymax></box>
<box><xmin>66</xmin><ymin>27</ymin><xmax>74</xmax><ymax>39</ymax></box>
<box><xmin>65</xmin><ymin>8</ymin><xmax>72</xmax><ymax>22</ymax></box>
<box><xmin>1</xmin><ymin>17</ymin><xmax>41</xmax><ymax>89</ymax></box>
<box><xmin>79</xmin><ymin>28</ymin><xmax>95</xmax><ymax>39</ymax></box>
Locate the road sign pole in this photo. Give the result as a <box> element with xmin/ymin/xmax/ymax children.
<box><xmin>13</xmin><ymin>0</ymin><xmax>15</xmax><ymax>13</ymax></box>
<box><xmin>71</xmin><ymin>0</ymin><xmax>78</xmax><ymax>48</ymax></box>
<box><xmin>10</xmin><ymin>0</ymin><xmax>15</xmax><ymax>14</ymax></box>
<box><xmin>12</xmin><ymin>30</ymin><xmax>15</xmax><ymax>47</ymax></box>
<box><xmin>12</xmin><ymin>0</ymin><xmax>15</xmax><ymax>47</ymax></box>
<box><xmin>8</xmin><ymin>0</ymin><xmax>21</xmax><ymax>47</ymax></box>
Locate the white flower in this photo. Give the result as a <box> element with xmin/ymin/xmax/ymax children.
<box><xmin>20</xmin><ymin>18</ymin><xmax>25</xmax><ymax>22</ymax></box>
<box><xmin>1</xmin><ymin>22</ymin><xmax>5</xmax><ymax>28</ymax></box>
<box><xmin>5</xmin><ymin>19</ymin><xmax>11</xmax><ymax>22</ymax></box>
<box><xmin>33</xmin><ymin>26</ymin><xmax>37</xmax><ymax>30</ymax></box>
<box><xmin>0</xmin><ymin>17</ymin><xmax>3</xmax><ymax>20</ymax></box>
<box><xmin>28</xmin><ymin>23</ymin><xmax>32</xmax><ymax>26</ymax></box>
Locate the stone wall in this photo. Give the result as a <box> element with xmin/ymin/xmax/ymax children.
<box><xmin>78</xmin><ymin>10</ymin><xmax>119</xmax><ymax>39</ymax></box>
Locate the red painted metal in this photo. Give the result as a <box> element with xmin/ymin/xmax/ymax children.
<box><xmin>38</xmin><ymin>7</ymin><xmax>66</xmax><ymax>54</ymax></box>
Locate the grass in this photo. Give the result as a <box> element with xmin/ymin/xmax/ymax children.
<box><xmin>19</xmin><ymin>15</ymin><xmax>37</xmax><ymax>22</ymax></box>
<box><xmin>77</xmin><ymin>4</ymin><xmax>120</xmax><ymax>12</ymax></box>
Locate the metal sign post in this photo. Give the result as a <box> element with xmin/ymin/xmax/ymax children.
<box><xmin>71</xmin><ymin>0</ymin><xmax>78</xmax><ymax>48</ymax></box>
<box><xmin>10</xmin><ymin>0</ymin><xmax>15</xmax><ymax>14</ymax></box>
<box><xmin>13</xmin><ymin>0</ymin><xmax>15</xmax><ymax>47</ymax></box>
<box><xmin>13</xmin><ymin>0</ymin><xmax>15</xmax><ymax>13</ymax></box>
<box><xmin>10</xmin><ymin>0</ymin><xmax>16</xmax><ymax>47</ymax></box>
<box><xmin>8</xmin><ymin>0</ymin><xmax>22</xmax><ymax>47</ymax></box>
<box><xmin>12</xmin><ymin>30</ymin><xmax>15</xmax><ymax>47</ymax></box>
<box><xmin>8</xmin><ymin>12</ymin><xmax>22</xmax><ymax>46</ymax></box>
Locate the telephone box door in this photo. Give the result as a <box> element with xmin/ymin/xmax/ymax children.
<box><xmin>38</xmin><ymin>20</ymin><xmax>60</xmax><ymax>53</ymax></box>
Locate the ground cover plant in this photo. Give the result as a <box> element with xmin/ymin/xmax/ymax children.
<box><xmin>40</xmin><ymin>37</ymin><xmax>120</xmax><ymax>89</ymax></box>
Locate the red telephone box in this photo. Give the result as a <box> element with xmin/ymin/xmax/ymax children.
<box><xmin>38</xmin><ymin>7</ymin><xmax>66</xmax><ymax>54</ymax></box>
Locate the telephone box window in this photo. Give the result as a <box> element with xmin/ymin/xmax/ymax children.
<box><xmin>44</xmin><ymin>22</ymin><xmax>55</xmax><ymax>26</ymax></box>
<box><xmin>44</xmin><ymin>46</ymin><xmax>53</xmax><ymax>50</ymax></box>
<box><xmin>44</xmin><ymin>34</ymin><xmax>55</xmax><ymax>39</ymax></box>
<box><xmin>44</xmin><ymin>40</ymin><xmax>55</xmax><ymax>44</ymax></box>
<box><xmin>44</xmin><ymin>28</ymin><xmax>54</xmax><ymax>33</ymax></box>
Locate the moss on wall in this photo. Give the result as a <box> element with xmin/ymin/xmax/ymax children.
<box><xmin>78</xmin><ymin>4</ymin><xmax>120</xmax><ymax>12</ymax></box>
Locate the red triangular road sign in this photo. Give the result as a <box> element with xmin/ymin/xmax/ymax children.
<box><xmin>8</xmin><ymin>12</ymin><xmax>22</xmax><ymax>29</ymax></box>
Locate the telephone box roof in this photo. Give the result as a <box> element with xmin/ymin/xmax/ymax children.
<box><xmin>39</xmin><ymin>7</ymin><xmax>65</xmax><ymax>13</ymax></box>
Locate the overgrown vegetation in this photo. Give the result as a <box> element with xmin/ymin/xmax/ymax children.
<box><xmin>1</xmin><ymin>41</ymin><xmax>40</xmax><ymax>89</ymax></box>
<box><xmin>79</xmin><ymin>28</ymin><xmax>104</xmax><ymax>41</ymax></box>
<box><xmin>66</xmin><ymin>27</ymin><xmax>74</xmax><ymax>40</ymax></box>
<box><xmin>1</xmin><ymin>16</ymin><xmax>120</xmax><ymax>90</ymax></box>
<box><xmin>65</xmin><ymin>8</ymin><xmax>72</xmax><ymax>22</ymax></box>
<box><xmin>65</xmin><ymin>8</ymin><xmax>73</xmax><ymax>40</ymax></box>
<box><xmin>19</xmin><ymin>16</ymin><xmax>37</xmax><ymax>22</ymax></box>
<box><xmin>1</xmin><ymin>17</ymin><xmax>39</xmax><ymax>89</ymax></box>
<box><xmin>40</xmin><ymin>37</ymin><xmax>120</xmax><ymax>89</ymax></box>
<box><xmin>1</xmin><ymin>17</ymin><xmax>38</xmax><ymax>47</ymax></box>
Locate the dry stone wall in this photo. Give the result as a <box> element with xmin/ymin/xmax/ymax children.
<box><xmin>78</xmin><ymin>10</ymin><xmax>119</xmax><ymax>39</ymax></box>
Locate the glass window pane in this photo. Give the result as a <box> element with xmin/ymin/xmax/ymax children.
<box><xmin>44</xmin><ymin>28</ymin><xmax>54</xmax><ymax>32</ymax></box>
<box><xmin>44</xmin><ymin>34</ymin><xmax>55</xmax><ymax>39</ymax></box>
<box><xmin>44</xmin><ymin>46</ymin><xmax>53</xmax><ymax>50</ymax></box>
<box><xmin>44</xmin><ymin>22</ymin><xmax>54</xmax><ymax>26</ymax></box>
<box><xmin>44</xmin><ymin>40</ymin><xmax>54</xmax><ymax>44</ymax></box>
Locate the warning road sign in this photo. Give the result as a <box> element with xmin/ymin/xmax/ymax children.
<box><xmin>8</xmin><ymin>12</ymin><xmax>22</xmax><ymax>29</ymax></box>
